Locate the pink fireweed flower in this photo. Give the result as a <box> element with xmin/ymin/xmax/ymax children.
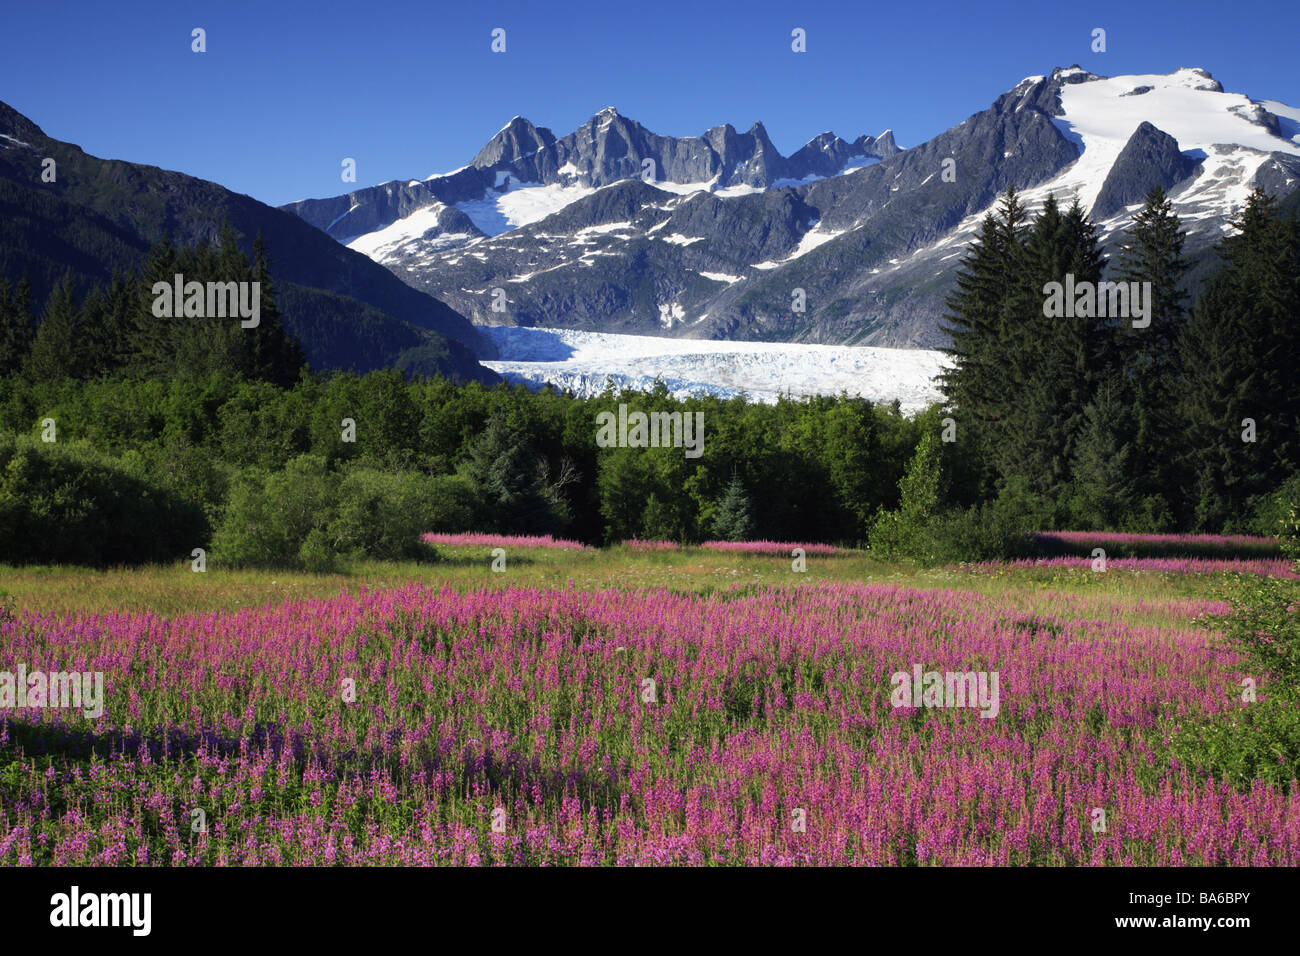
<box><xmin>1</xmin><ymin>579</ymin><xmax>1296</xmax><ymax>866</ymax></box>
<box><xmin>699</xmin><ymin>540</ymin><xmax>846</xmax><ymax>555</ymax></box>
<box><xmin>420</xmin><ymin>532</ymin><xmax>591</xmax><ymax>550</ymax></box>
<box><xmin>621</xmin><ymin>540</ymin><xmax>681</xmax><ymax>552</ymax></box>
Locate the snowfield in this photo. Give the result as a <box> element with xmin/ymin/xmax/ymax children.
<box><xmin>1048</xmin><ymin>68</ymin><xmax>1300</xmax><ymax>218</ymax></box>
<box><xmin>884</xmin><ymin>69</ymin><xmax>1300</xmax><ymax>275</ymax></box>
<box><xmin>456</xmin><ymin>172</ymin><xmax>597</xmax><ymax>235</ymax></box>
<box><xmin>478</xmin><ymin>326</ymin><xmax>946</xmax><ymax>410</ymax></box>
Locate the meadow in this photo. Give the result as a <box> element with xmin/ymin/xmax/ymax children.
<box><xmin>2</xmin><ymin>535</ymin><xmax>1295</xmax><ymax>866</ymax></box>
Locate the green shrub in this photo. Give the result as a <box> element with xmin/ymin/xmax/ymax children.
<box><xmin>423</xmin><ymin>473</ymin><xmax>477</xmax><ymax>533</ymax></box>
<box><xmin>1171</xmin><ymin>695</ymin><xmax>1300</xmax><ymax>793</ymax></box>
<box><xmin>213</xmin><ymin>456</ymin><xmax>458</xmax><ymax>569</ymax></box>
<box><xmin>868</xmin><ymin>432</ymin><xmax>942</xmax><ymax>562</ymax></box>
<box><xmin>212</xmin><ymin>455</ymin><xmax>338</xmax><ymax>568</ymax></box>
<box><xmin>1251</xmin><ymin>474</ymin><xmax>1300</xmax><ymax>540</ymax></box>
<box><xmin>0</xmin><ymin>432</ymin><xmax>206</xmax><ymax>565</ymax></box>
<box><xmin>328</xmin><ymin>467</ymin><xmax>439</xmax><ymax>561</ymax></box>
<box><xmin>925</xmin><ymin>501</ymin><xmax>1037</xmax><ymax>564</ymax></box>
<box><xmin>119</xmin><ymin>440</ymin><xmax>232</xmax><ymax>529</ymax></box>
<box><xmin>297</xmin><ymin>526</ymin><xmax>337</xmax><ymax>573</ymax></box>
<box><xmin>869</xmin><ymin>438</ymin><xmax>1038</xmax><ymax>565</ymax></box>
<box><xmin>1170</xmin><ymin>516</ymin><xmax>1300</xmax><ymax>791</ymax></box>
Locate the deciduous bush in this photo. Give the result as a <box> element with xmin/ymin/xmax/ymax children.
<box><xmin>330</xmin><ymin>467</ymin><xmax>441</xmax><ymax>561</ymax></box>
<box><xmin>212</xmin><ymin>455</ymin><xmax>338</xmax><ymax>569</ymax></box>
<box><xmin>1171</xmin><ymin>508</ymin><xmax>1300</xmax><ymax>791</ymax></box>
<box><xmin>212</xmin><ymin>456</ymin><xmax>458</xmax><ymax>569</ymax></box>
<box><xmin>0</xmin><ymin>433</ymin><xmax>205</xmax><ymax>566</ymax></box>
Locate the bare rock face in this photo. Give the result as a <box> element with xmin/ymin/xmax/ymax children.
<box><xmin>1092</xmin><ymin>122</ymin><xmax>1200</xmax><ymax>221</ymax></box>
<box><xmin>281</xmin><ymin>66</ymin><xmax>1300</xmax><ymax>350</ymax></box>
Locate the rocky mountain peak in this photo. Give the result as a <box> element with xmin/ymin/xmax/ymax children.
<box><xmin>472</xmin><ymin>116</ymin><xmax>556</xmax><ymax>169</ymax></box>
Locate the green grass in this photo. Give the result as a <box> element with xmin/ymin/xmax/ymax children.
<box><xmin>0</xmin><ymin>544</ymin><xmax>1235</xmax><ymax>622</ymax></box>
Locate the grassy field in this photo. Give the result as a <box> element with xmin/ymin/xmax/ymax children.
<box><xmin>0</xmin><ymin>544</ymin><xmax>1239</xmax><ymax>623</ymax></box>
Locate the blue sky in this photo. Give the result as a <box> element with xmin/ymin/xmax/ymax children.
<box><xmin>2</xmin><ymin>0</ymin><xmax>1296</xmax><ymax>207</ymax></box>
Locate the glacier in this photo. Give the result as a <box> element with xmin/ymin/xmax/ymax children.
<box><xmin>478</xmin><ymin>325</ymin><xmax>947</xmax><ymax>411</ymax></box>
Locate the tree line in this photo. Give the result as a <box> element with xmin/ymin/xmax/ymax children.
<box><xmin>939</xmin><ymin>185</ymin><xmax>1300</xmax><ymax>536</ymax></box>
<box><xmin>1</xmin><ymin>191</ymin><xmax>1297</xmax><ymax>568</ymax></box>
<box><xmin>0</xmin><ymin>365</ymin><xmax>931</xmax><ymax>566</ymax></box>
<box><xmin>1</xmin><ymin>225</ymin><xmax>303</xmax><ymax>386</ymax></box>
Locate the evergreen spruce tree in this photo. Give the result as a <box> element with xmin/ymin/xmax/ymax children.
<box><xmin>939</xmin><ymin>186</ymin><xmax>1030</xmax><ymax>488</ymax></box>
<box><xmin>126</xmin><ymin>230</ymin><xmax>304</xmax><ymax>384</ymax></box>
<box><xmin>1067</xmin><ymin>379</ymin><xmax>1136</xmax><ymax>530</ymax></box>
<box><xmin>249</xmin><ymin>232</ymin><xmax>306</xmax><ymax>386</ymax></box>
<box><xmin>462</xmin><ymin>414</ymin><xmax>563</xmax><ymax>534</ymax></box>
<box><xmin>130</xmin><ymin>235</ymin><xmax>180</xmax><ymax>376</ymax></box>
<box><xmin>997</xmin><ymin>195</ymin><xmax>1108</xmax><ymax>498</ymax></box>
<box><xmin>14</xmin><ymin>277</ymin><xmax>32</xmax><ymax>334</ymax></box>
<box><xmin>711</xmin><ymin>475</ymin><xmax>756</xmax><ymax>541</ymax></box>
<box><xmin>1116</xmin><ymin>185</ymin><xmax>1190</xmax><ymax>519</ymax></box>
<box><xmin>1000</xmin><ymin>193</ymin><xmax>1066</xmax><ymax>493</ymax></box>
<box><xmin>179</xmin><ymin>237</ymin><xmax>247</xmax><ymax>379</ymax></box>
<box><xmin>1179</xmin><ymin>271</ymin><xmax>1240</xmax><ymax>529</ymax></box>
<box><xmin>76</xmin><ymin>286</ymin><xmax>113</xmax><ymax>379</ymax></box>
<box><xmin>1178</xmin><ymin>189</ymin><xmax>1300</xmax><ymax>529</ymax></box>
<box><xmin>23</xmin><ymin>273</ymin><xmax>82</xmax><ymax>382</ymax></box>
<box><xmin>100</xmin><ymin>271</ymin><xmax>138</xmax><ymax>373</ymax></box>
<box><xmin>0</xmin><ymin>278</ymin><xmax>35</xmax><ymax>376</ymax></box>
<box><xmin>210</xmin><ymin>224</ymin><xmax>256</xmax><ymax>379</ymax></box>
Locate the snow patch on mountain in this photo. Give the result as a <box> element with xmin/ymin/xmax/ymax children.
<box><xmin>752</xmin><ymin>223</ymin><xmax>847</xmax><ymax>269</ymax></box>
<box><xmin>346</xmin><ymin>204</ymin><xmax>450</xmax><ymax>258</ymax></box>
<box><xmin>456</xmin><ymin>174</ymin><xmax>597</xmax><ymax>235</ymax></box>
<box><xmin>1048</xmin><ymin>69</ymin><xmax>1300</xmax><ymax>216</ymax></box>
<box><xmin>478</xmin><ymin>326</ymin><xmax>946</xmax><ymax>410</ymax></box>
<box><xmin>425</xmin><ymin>164</ymin><xmax>469</xmax><ymax>180</ymax></box>
<box><xmin>909</xmin><ymin>70</ymin><xmax>1300</xmax><ymax>266</ymax></box>
<box><xmin>1262</xmin><ymin>100</ymin><xmax>1300</xmax><ymax>143</ymax></box>
<box><xmin>574</xmin><ymin>221</ymin><xmax>636</xmax><ymax>238</ymax></box>
<box><xmin>658</xmin><ymin>303</ymin><xmax>686</xmax><ymax>328</ymax></box>
<box><xmin>649</xmin><ymin>178</ymin><xmax>720</xmax><ymax>196</ymax></box>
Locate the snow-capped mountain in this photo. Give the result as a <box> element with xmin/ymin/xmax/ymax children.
<box><xmin>283</xmin><ymin>67</ymin><xmax>1300</xmax><ymax>349</ymax></box>
<box><xmin>283</xmin><ymin>110</ymin><xmax>898</xmax><ymax>251</ymax></box>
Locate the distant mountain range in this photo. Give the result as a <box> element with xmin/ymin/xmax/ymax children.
<box><xmin>284</xmin><ymin>66</ymin><xmax>1300</xmax><ymax>348</ymax></box>
<box><xmin>5</xmin><ymin>66</ymin><xmax>1297</xmax><ymax>383</ymax></box>
<box><xmin>0</xmin><ymin>101</ymin><xmax>498</xmax><ymax>382</ymax></box>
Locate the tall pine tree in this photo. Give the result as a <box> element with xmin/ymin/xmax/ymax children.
<box><xmin>1178</xmin><ymin>189</ymin><xmax>1300</xmax><ymax>529</ymax></box>
<box><xmin>998</xmin><ymin>194</ymin><xmax>1108</xmax><ymax>497</ymax></box>
<box><xmin>245</xmin><ymin>232</ymin><xmax>305</xmax><ymax>386</ymax></box>
<box><xmin>23</xmin><ymin>272</ymin><xmax>82</xmax><ymax>382</ymax></box>
<box><xmin>1116</xmin><ymin>185</ymin><xmax>1190</xmax><ymax>521</ymax></box>
<box><xmin>1068</xmin><ymin>378</ymin><xmax>1137</xmax><ymax>530</ymax></box>
<box><xmin>939</xmin><ymin>186</ymin><xmax>1030</xmax><ymax>491</ymax></box>
<box><xmin>0</xmin><ymin>278</ymin><xmax>35</xmax><ymax>376</ymax></box>
<box><xmin>126</xmin><ymin>228</ymin><xmax>305</xmax><ymax>384</ymax></box>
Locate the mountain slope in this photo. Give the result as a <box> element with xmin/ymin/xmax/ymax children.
<box><xmin>287</xmin><ymin>66</ymin><xmax>1300</xmax><ymax>349</ymax></box>
<box><xmin>0</xmin><ymin>100</ymin><xmax>497</xmax><ymax>380</ymax></box>
<box><xmin>281</xmin><ymin>111</ymin><xmax>897</xmax><ymax>248</ymax></box>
